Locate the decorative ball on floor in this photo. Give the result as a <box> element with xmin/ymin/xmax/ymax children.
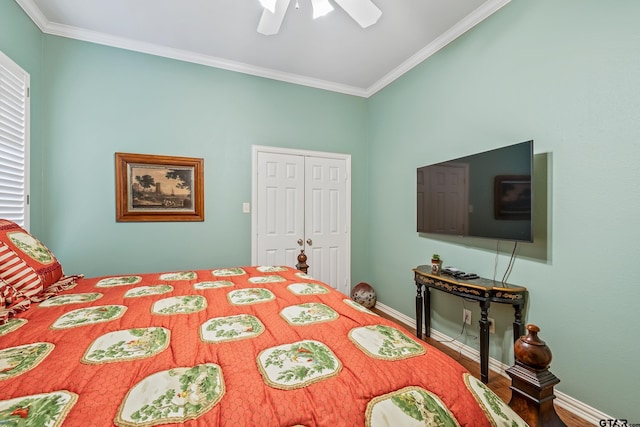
<box><xmin>351</xmin><ymin>282</ymin><xmax>376</xmax><ymax>309</ymax></box>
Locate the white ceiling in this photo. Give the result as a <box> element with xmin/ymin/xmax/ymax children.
<box><xmin>16</xmin><ymin>0</ymin><xmax>510</xmax><ymax>97</ymax></box>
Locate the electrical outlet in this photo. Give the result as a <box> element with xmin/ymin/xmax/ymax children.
<box><xmin>463</xmin><ymin>309</ymin><xmax>472</xmax><ymax>325</ymax></box>
<box><xmin>488</xmin><ymin>317</ymin><xmax>495</xmax><ymax>334</ymax></box>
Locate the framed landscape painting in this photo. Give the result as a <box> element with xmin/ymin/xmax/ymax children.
<box><xmin>115</xmin><ymin>152</ymin><xmax>204</xmax><ymax>222</ymax></box>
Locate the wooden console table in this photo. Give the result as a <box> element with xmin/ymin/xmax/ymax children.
<box><xmin>413</xmin><ymin>265</ymin><xmax>527</xmax><ymax>383</ymax></box>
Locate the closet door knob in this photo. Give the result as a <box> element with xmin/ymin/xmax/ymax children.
<box><xmin>306</xmin><ymin>239</ymin><xmax>312</xmax><ymax>246</ymax></box>
<box><xmin>297</xmin><ymin>239</ymin><xmax>303</xmax><ymax>246</ymax></box>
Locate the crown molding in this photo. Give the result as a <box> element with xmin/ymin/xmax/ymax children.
<box><xmin>15</xmin><ymin>0</ymin><xmax>508</xmax><ymax>98</ymax></box>
<box><xmin>365</xmin><ymin>0</ymin><xmax>511</xmax><ymax>97</ymax></box>
<box><xmin>43</xmin><ymin>20</ymin><xmax>370</xmax><ymax>97</ymax></box>
<box><xmin>14</xmin><ymin>0</ymin><xmax>49</xmax><ymax>31</ymax></box>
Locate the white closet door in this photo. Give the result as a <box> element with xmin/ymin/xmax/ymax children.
<box><xmin>255</xmin><ymin>151</ymin><xmax>305</xmax><ymax>268</ymax></box>
<box><xmin>253</xmin><ymin>147</ymin><xmax>350</xmax><ymax>294</ymax></box>
<box><xmin>304</xmin><ymin>156</ymin><xmax>348</xmax><ymax>294</ymax></box>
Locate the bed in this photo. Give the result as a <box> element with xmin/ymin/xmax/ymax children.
<box><xmin>0</xmin><ymin>221</ymin><xmax>529</xmax><ymax>426</ymax></box>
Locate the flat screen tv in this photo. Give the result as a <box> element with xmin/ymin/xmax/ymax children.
<box><xmin>417</xmin><ymin>140</ymin><xmax>533</xmax><ymax>242</ymax></box>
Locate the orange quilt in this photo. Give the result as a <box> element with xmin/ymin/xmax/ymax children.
<box><xmin>0</xmin><ymin>266</ymin><xmax>527</xmax><ymax>426</ymax></box>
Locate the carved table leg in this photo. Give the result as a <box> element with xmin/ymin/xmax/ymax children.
<box><xmin>424</xmin><ymin>287</ymin><xmax>431</xmax><ymax>338</ymax></box>
<box><xmin>479</xmin><ymin>300</ymin><xmax>491</xmax><ymax>383</ymax></box>
<box><xmin>415</xmin><ymin>282</ymin><xmax>423</xmax><ymax>339</ymax></box>
<box><xmin>513</xmin><ymin>303</ymin><xmax>524</xmax><ymax>343</ymax></box>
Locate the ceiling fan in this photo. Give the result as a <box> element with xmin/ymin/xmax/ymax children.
<box><xmin>257</xmin><ymin>0</ymin><xmax>382</xmax><ymax>36</ymax></box>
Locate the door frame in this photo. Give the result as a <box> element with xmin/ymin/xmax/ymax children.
<box><xmin>251</xmin><ymin>145</ymin><xmax>352</xmax><ymax>284</ymax></box>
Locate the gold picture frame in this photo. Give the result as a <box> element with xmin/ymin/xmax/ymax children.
<box><xmin>115</xmin><ymin>152</ymin><xmax>204</xmax><ymax>222</ymax></box>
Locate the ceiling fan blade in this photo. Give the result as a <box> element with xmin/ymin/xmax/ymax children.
<box><xmin>257</xmin><ymin>0</ymin><xmax>291</xmax><ymax>35</ymax></box>
<box><xmin>311</xmin><ymin>0</ymin><xmax>334</xmax><ymax>19</ymax></box>
<box><xmin>334</xmin><ymin>0</ymin><xmax>382</xmax><ymax>28</ymax></box>
<box><xmin>258</xmin><ymin>0</ymin><xmax>277</xmax><ymax>14</ymax></box>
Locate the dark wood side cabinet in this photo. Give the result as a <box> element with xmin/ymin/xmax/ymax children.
<box><xmin>413</xmin><ymin>265</ymin><xmax>528</xmax><ymax>383</ymax></box>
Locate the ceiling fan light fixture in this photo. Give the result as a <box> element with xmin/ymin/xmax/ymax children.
<box><xmin>258</xmin><ymin>0</ymin><xmax>292</xmax><ymax>35</ymax></box>
<box><xmin>311</xmin><ymin>0</ymin><xmax>334</xmax><ymax>19</ymax></box>
<box><xmin>258</xmin><ymin>0</ymin><xmax>381</xmax><ymax>35</ymax></box>
<box><xmin>258</xmin><ymin>0</ymin><xmax>277</xmax><ymax>14</ymax></box>
<box><xmin>334</xmin><ymin>0</ymin><xmax>382</xmax><ymax>28</ymax></box>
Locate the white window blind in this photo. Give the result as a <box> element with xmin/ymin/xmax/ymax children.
<box><xmin>0</xmin><ymin>50</ymin><xmax>29</xmax><ymax>229</ymax></box>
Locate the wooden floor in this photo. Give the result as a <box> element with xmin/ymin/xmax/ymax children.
<box><xmin>373</xmin><ymin>308</ymin><xmax>589</xmax><ymax>427</ymax></box>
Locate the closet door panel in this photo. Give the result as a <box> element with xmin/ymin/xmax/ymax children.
<box><xmin>256</xmin><ymin>152</ymin><xmax>305</xmax><ymax>268</ymax></box>
<box><xmin>304</xmin><ymin>157</ymin><xmax>348</xmax><ymax>294</ymax></box>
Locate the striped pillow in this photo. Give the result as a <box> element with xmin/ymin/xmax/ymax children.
<box><xmin>0</xmin><ymin>279</ymin><xmax>31</xmax><ymax>324</ymax></box>
<box><xmin>0</xmin><ymin>242</ymin><xmax>44</xmax><ymax>300</ymax></box>
<box><xmin>0</xmin><ymin>220</ymin><xmax>63</xmax><ymax>300</ymax></box>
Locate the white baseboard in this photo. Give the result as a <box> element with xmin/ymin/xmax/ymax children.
<box><xmin>374</xmin><ymin>301</ymin><xmax>608</xmax><ymax>425</ymax></box>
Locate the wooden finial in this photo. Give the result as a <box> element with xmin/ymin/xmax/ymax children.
<box><xmin>514</xmin><ymin>324</ymin><xmax>553</xmax><ymax>369</ymax></box>
<box><xmin>507</xmin><ymin>324</ymin><xmax>567</xmax><ymax>427</ymax></box>
<box><xmin>296</xmin><ymin>249</ymin><xmax>308</xmax><ymax>274</ymax></box>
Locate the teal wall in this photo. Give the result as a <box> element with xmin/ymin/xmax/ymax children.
<box><xmin>3</xmin><ymin>0</ymin><xmax>640</xmax><ymax>420</ymax></box>
<box><xmin>368</xmin><ymin>0</ymin><xmax>640</xmax><ymax>419</ymax></box>
<box><xmin>38</xmin><ymin>36</ymin><xmax>369</xmax><ymax>280</ymax></box>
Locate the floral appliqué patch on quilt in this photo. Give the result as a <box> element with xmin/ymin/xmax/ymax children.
<box><xmin>366</xmin><ymin>386</ymin><xmax>459</xmax><ymax>427</ymax></box>
<box><xmin>193</xmin><ymin>281</ymin><xmax>234</xmax><ymax>290</ymax></box>
<box><xmin>51</xmin><ymin>305</ymin><xmax>127</xmax><ymax>329</ymax></box>
<box><xmin>0</xmin><ymin>318</ymin><xmax>27</xmax><ymax>337</ymax></box>
<box><xmin>115</xmin><ymin>364</ymin><xmax>224</xmax><ymax>427</ymax></box>
<box><xmin>256</xmin><ymin>266</ymin><xmax>288</xmax><ymax>273</ymax></box>
<box><xmin>248</xmin><ymin>275</ymin><xmax>286</xmax><ymax>284</ymax></box>
<box><xmin>124</xmin><ymin>285</ymin><xmax>174</xmax><ymax>298</ymax></box>
<box><xmin>287</xmin><ymin>283</ymin><xmax>330</xmax><ymax>295</ymax></box>
<box><xmin>463</xmin><ymin>373</ymin><xmax>529</xmax><ymax>427</ymax></box>
<box><xmin>0</xmin><ymin>390</ymin><xmax>77</xmax><ymax>427</ymax></box>
<box><xmin>211</xmin><ymin>267</ymin><xmax>246</xmax><ymax>276</ymax></box>
<box><xmin>152</xmin><ymin>296</ymin><xmax>207</xmax><ymax>315</ymax></box>
<box><xmin>0</xmin><ymin>342</ymin><xmax>54</xmax><ymax>380</ymax></box>
<box><xmin>96</xmin><ymin>276</ymin><xmax>143</xmax><ymax>287</ymax></box>
<box><xmin>343</xmin><ymin>298</ymin><xmax>377</xmax><ymax>315</ymax></box>
<box><xmin>82</xmin><ymin>327</ymin><xmax>170</xmax><ymax>364</ymax></box>
<box><xmin>349</xmin><ymin>325</ymin><xmax>426</xmax><ymax>360</ymax></box>
<box><xmin>8</xmin><ymin>231</ymin><xmax>55</xmax><ymax>264</ymax></box>
<box><xmin>159</xmin><ymin>271</ymin><xmax>197</xmax><ymax>281</ymax></box>
<box><xmin>227</xmin><ymin>288</ymin><xmax>275</xmax><ymax>305</ymax></box>
<box><xmin>280</xmin><ymin>303</ymin><xmax>339</xmax><ymax>326</ymax></box>
<box><xmin>200</xmin><ymin>314</ymin><xmax>264</xmax><ymax>343</ymax></box>
<box><xmin>38</xmin><ymin>292</ymin><xmax>103</xmax><ymax>307</ymax></box>
<box><xmin>257</xmin><ymin>340</ymin><xmax>342</xmax><ymax>390</ymax></box>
